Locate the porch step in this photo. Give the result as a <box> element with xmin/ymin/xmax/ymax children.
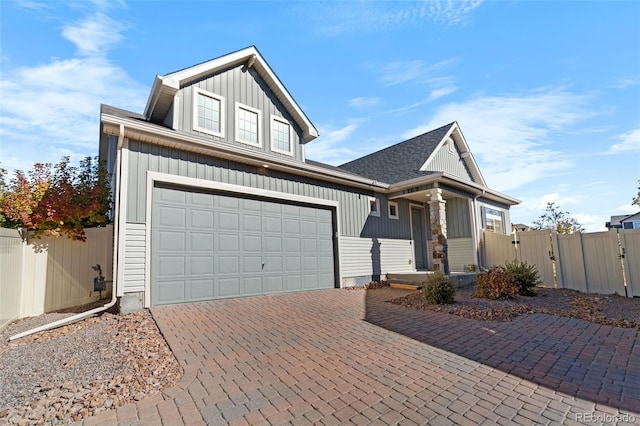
<box><xmin>386</xmin><ymin>272</ymin><xmax>478</xmax><ymax>288</ymax></box>
<box><xmin>389</xmin><ymin>283</ymin><xmax>422</xmax><ymax>291</ymax></box>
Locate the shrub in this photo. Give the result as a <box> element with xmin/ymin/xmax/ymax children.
<box><xmin>422</xmin><ymin>271</ymin><xmax>456</xmax><ymax>304</ymax></box>
<box><xmin>505</xmin><ymin>259</ymin><xmax>542</xmax><ymax>296</ymax></box>
<box><xmin>475</xmin><ymin>266</ymin><xmax>518</xmax><ymax>300</ymax></box>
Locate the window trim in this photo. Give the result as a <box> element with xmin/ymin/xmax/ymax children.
<box><xmin>235</xmin><ymin>102</ymin><xmax>262</xmax><ymax>147</ymax></box>
<box><xmin>270</xmin><ymin>115</ymin><xmax>294</xmax><ymax>156</ymax></box>
<box><xmin>192</xmin><ymin>88</ymin><xmax>225</xmax><ymax>138</ymax></box>
<box><xmin>483</xmin><ymin>206</ymin><xmax>505</xmax><ymax>234</ymax></box>
<box><xmin>369</xmin><ymin>197</ymin><xmax>380</xmax><ymax>217</ymax></box>
<box><xmin>388</xmin><ymin>201</ymin><xmax>399</xmax><ymax>220</ymax></box>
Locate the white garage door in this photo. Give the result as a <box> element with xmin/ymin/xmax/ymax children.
<box><xmin>151</xmin><ymin>186</ymin><xmax>336</xmax><ymax>305</ymax></box>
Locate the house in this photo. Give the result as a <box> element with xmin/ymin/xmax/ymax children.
<box><xmin>606</xmin><ymin>213</ymin><xmax>640</xmax><ymax>229</ymax></box>
<box><xmin>99</xmin><ymin>46</ymin><xmax>519</xmax><ymax>311</ymax></box>
<box><xmin>512</xmin><ymin>223</ymin><xmax>531</xmax><ymax>232</ymax></box>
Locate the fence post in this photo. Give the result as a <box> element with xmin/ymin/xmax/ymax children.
<box><xmin>551</xmin><ymin>232</ymin><xmax>563</xmax><ymax>289</ymax></box>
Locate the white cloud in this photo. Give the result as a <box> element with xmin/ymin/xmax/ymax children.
<box><xmin>402</xmin><ymin>89</ymin><xmax>594</xmax><ymax>191</ymax></box>
<box><xmin>294</xmin><ymin>1</ymin><xmax>483</xmax><ymax>36</ymax></box>
<box><xmin>0</xmin><ymin>5</ymin><xmax>147</xmax><ymax>174</ymax></box>
<box><xmin>609</xmin><ymin>128</ymin><xmax>640</xmax><ymax>153</ymax></box>
<box><xmin>305</xmin><ymin>123</ymin><xmax>360</xmax><ymax>165</ymax></box>
<box><xmin>62</xmin><ymin>13</ymin><xmax>125</xmax><ymax>56</ymax></box>
<box><xmin>349</xmin><ymin>97</ymin><xmax>382</xmax><ymax>110</ymax></box>
<box><xmin>380</xmin><ymin>58</ymin><xmax>459</xmax><ymax>87</ymax></box>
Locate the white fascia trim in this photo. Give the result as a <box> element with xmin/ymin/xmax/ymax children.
<box><xmin>193</xmin><ymin>88</ymin><xmax>225</xmax><ymax>138</ymax></box>
<box><xmin>235</xmin><ymin>102</ymin><xmax>262</xmax><ymax>147</ymax></box>
<box><xmin>270</xmin><ymin>114</ymin><xmax>294</xmax><ymax>156</ymax></box>
<box><xmin>101</xmin><ymin>114</ymin><xmax>387</xmax><ymax>191</ymax></box>
<box><xmin>143</xmin><ymin>171</ymin><xmax>343</xmax><ymax>306</ymax></box>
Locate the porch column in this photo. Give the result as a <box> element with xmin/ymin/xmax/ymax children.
<box><xmin>428</xmin><ymin>188</ymin><xmax>449</xmax><ymax>274</ymax></box>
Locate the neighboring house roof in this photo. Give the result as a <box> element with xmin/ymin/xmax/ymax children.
<box><xmin>338</xmin><ymin>121</ymin><xmax>486</xmax><ymax>186</ymax></box>
<box><xmin>606</xmin><ymin>213</ymin><xmax>640</xmax><ymax>228</ymax></box>
<box><xmin>143</xmin><ymin>46</ymin><xmax>319</xmax><ymax>143</ymax></box>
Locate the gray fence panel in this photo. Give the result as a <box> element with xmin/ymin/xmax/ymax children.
<box><xmin>621</xmin><ymin>228</ymin><xmax>640</xmax><ymax>297</ymax></box>
<box><xmin>517</xmin><ymin>230</ymin><xmax>555</xmax><ymax>286</ymax></box>
<box><xmin>0</xmin><ymin>229</ymin><xmax>23</xmax><ymax>330</ymax></box>
<box><xmin>555</xmin><ymin>233</ymin><xmax>588</xmax><ymax>292</ymax></box>
<box><xmin>580</xmin><ymin>231</ymin><xmax>625</xmax><ymax>295</ymax></box>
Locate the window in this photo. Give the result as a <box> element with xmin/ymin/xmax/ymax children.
<box><xmin>193</xmin><ymin>88</ymin><xmax>225</xmax><ymax>137</ymax></box>
<box><xmin>447</xmin><ymin>137</ymin><xmax>454</xmax><ymax>154</ymax></box>
<box><xmin>369</xmin><ymin>197</ymin><xmax>380</xmax><ymax>217</ymax></box>
<box><xmin>271</xmin><ymin>115</ymin><xmax>293</xmax><ymax>155</ymax></box>
<box><xmin>483</xmin><ymin>207</ymin><xmax>504</xmax><ymax>234</ymax></box>
<box><xmin>235</xmin><ymin>102</ymin><xmax>262</xmax><ymax>146</ymax></box>
<box><xmin>388</xmin><ymin>201</ymin><xmax>399</xmax><ymax>219</ymax></box>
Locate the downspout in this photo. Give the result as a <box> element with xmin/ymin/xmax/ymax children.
<box><xmin>10</xmin><ymin>124</ymin><xmax>126</xmax><ymax>341</ymax></box>
<box><xmin>470</xmin><ymin>189</ymin><xmax>485</xmax><ymax>269</ymax></box>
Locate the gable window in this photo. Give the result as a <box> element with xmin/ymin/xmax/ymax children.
<box><xmin>271</xmin><ymin>115</ymin><xmax>293</xmax><ymax>155</ymax></box>
<box><xmin>235</xmin><ymin>102</ymin><xmax>261</xmax><ymax>146</ymax></box>
<box><xmin>483</xmin><ymin>207</ymin><xmax>504</xmax><ymax>234</ymax></box>
<box><xmin>193</xmin><ymin>88</ymin><xmax>225</xmax><ymax>137</ymax></box>
<box><xmin>369</xmin><ymin>197</ymin><xmax>380</xmax><ymax>217</ymax></box>
<box><xmin>388</xmin><ymin>201</ymin><xmax>399</xmax><ymax>219</ymax></box>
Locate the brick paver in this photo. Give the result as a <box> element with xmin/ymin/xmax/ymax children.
<box><xmin>83</xmin><ymin>288</ymin><xmax>640</xmax><ymax>425</ymax></box>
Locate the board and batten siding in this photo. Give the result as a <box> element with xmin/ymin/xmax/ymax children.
<box><xmin>122</xmin><ymin>223</ymin><xmax>146</xmax><ymax>293</ymax></box>
<box><xmin>175</xmin><ymin>65</ymin><xmax>304</xmax><ymax>162</ymax></box>
<box><xmin>126</xmin><ymin>140</ymin><xmax>408</xmax><ymax>239</ymax></box>
<box><xmin>339</xmin><ymin>236</ymin><xmax>414</xmax><ymax>281</ymax></box>
<box><xmin>424</xmin><ymin>143</ymin><xmax>474</xmax><ymax>183</ymax></box>
<box><xmin>445</xmin><ymin>198</ymin><xmax>472</xmax><ymax>238</ymax></box>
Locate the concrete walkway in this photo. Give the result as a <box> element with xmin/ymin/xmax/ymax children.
<box><xmin>83</xmin><ymin>288</ymin><xmax>640</xmax><ymax>425</ymax></box>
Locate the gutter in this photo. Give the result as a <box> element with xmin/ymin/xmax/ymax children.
<box><xmin>9</xmin><ymin>125</ymin><xmax>126</xmax><ymax>341</ymax></box>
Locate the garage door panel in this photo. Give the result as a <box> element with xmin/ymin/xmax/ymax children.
<box><xmin>242</xmin><ymin>214</ymin><xmax>262</xmax><ymax>231</ymax></box>
<box><xmin>191</xmin><ymin>209</ymin><xmax>214</xmax><ymax>228</ymax></box>
<box><xmin>218</xmin><ymin>278</ymin><xmax>240</xmax><ymax>297</ymax></box>
<box><xmin>218</xmin><ymin>212</ymin><xmax>239</xmax><ymax>230</ymax></box>
<box><xmin>218</xmin><ymin>256</ymin><xmax>240</xmax><ymax>274</ymax></box>
<box><xmin>190</xmin><ymin>257</ymin><xmax>214</xmax><ymax>275</ymax></box>
<box><xmin>158</xmin><ymin>256</ymin><xmax>186</xmax><ymax>275</ymax></box>
<box><xmin>242</xmin><ymin>235</ymin><xmax>261</xmax><ymax>252</ymax></box>
<box><xmin>265</xmin><ymin>276</ymin><xmax>283</xmax><ymax>293</ymax></box>
<box><xmin>265</xmin><ymin>257</ymin><xmax>283</xmax><ymax>273</ymax></box>
<box><xmin>158</xmin><ymin>231</ymin><xmax>185</xmax><ymax>250</ymax></box>
<box><xmin>152</xmin><ymin>186</ymin><xmax>336</xmax><ymax>306</ymax></box>
<box><xmin>159</xmin><ymin>206</ymin><xmax>186</xmax><ymax>227</ymax></box>
<box><xmin>191</xmin><ymin>233</ymin><xmax>214</xmax><ymax>251</ymax></box>
<box><xmin>264</xmin><ymin>216</ymin><xmax>282</xmax><ymax>233</ymax></box>
<box><xmin>189</xmin><ymin>279</ymin><xmax>214</xmax><ymax>300</ymax></box>
<box><xmin>242</xmin><ymin>277</ymin><xmax>262</xmax><ymax>295</ymax></box>
<box><xmin>156</xmin><ymin>280</ymin><xmax>186</xmax><ymax>304</ymax></box>
<box><xmin>243</xmin><ymin>256</ymin><xmax>262</xmax><ymax>273</ymax></box>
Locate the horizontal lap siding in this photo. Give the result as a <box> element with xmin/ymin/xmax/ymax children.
<box><xmin>340</xmin><ymin>237</ymin><xmax>414</xmax><ymax>278</ymax></box>
<box><xmin>123</xmin><ymin>223</ymin><xmax>146</xmax><ymax>293</ymax></box>
<box><xmin>447</xmin><ymin>237</ymin><xmax>475</xmax><ymax>272</ymax></box>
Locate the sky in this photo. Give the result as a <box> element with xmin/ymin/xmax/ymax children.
<box><xmin>1</xmin><ymin>0</ymin><xmax>639</xmax><ymax>232</ymax></box>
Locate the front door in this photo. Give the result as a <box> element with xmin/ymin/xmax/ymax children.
<box><xmin>411</xmin><ymin>207</ymin><xmax>428</xmax><ymax>270</ymax></box>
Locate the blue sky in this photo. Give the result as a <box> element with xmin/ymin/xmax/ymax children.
<box><xmin>1</xmin><ymin>0</ymin><xmax>639</xmax><ymax>231</ymax></box>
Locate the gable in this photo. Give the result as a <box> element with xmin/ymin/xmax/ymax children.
<box><xmin>144</xmin><ymin>46</ymin><xmax>318</xmax><ymax>142</ymax></box>
<box><xmin>418</xmin><ymin>123</ymin><xmax>485</xmax><ymax>186</ymax></box>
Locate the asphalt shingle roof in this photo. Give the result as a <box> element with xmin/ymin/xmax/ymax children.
<box><xmin>100</xmin><ymin>104</ymin><xmax>146</xmax><ymax>121</ymax></box>
<box><xmin>337</xmin><ymin>122</ymin><xmax>455</xmax><ymax>184</ymax></box>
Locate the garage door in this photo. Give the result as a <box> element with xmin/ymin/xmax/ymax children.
<box><xmin>151</xmin><ymin>186</ymin><xmax>336</xmax><ymax>305</ymax></box>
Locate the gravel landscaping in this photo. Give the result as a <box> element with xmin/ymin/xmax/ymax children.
<box><xmin>0</xmin><ymin>309</ymin><xmax>181</xmax><ymax>425</ymax></box>
<box><xmin>388</xmin><ymin>285</ymin><xmax>640</xmax><ymax>329</ymax></box>
<box><xmin>0</xmin><ymin>284</ymin><xmax>638</xmax><ymax>425</ymax></box>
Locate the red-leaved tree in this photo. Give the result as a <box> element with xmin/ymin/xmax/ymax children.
<box><xmin>0</xmin><ymin>157</ymin><xmax>111</xmax><ymax>241</ymax></box>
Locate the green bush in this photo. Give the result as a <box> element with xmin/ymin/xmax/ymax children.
<box><xmin>475</xmin><ymin>266</ymin><xmax>518</xmax><ymax>300</ymax></box>
<box><xmin>422</xmin><ymin>271</ymin><xmax>456</xmax><ymax>304</ymax></box>
<box><xmin>505</xmin><ymin>259</ymin><xmax>542</xmax><ymax>296</ymax></box>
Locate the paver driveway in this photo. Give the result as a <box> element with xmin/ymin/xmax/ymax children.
<box><xmin>85</xmin><ymin>288</ymin><xmax>639</xmax><ymax>425</ymax></box>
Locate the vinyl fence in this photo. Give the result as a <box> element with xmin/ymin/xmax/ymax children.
<box><xmin>480</xmin><ymin>228</ymin><xmax>640</xmax><ymax>298</ymax></box>
<box><xmin>0</xmin><ymin>226</ymin><xmax>113</xmax><ymax>330</ymax></box>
